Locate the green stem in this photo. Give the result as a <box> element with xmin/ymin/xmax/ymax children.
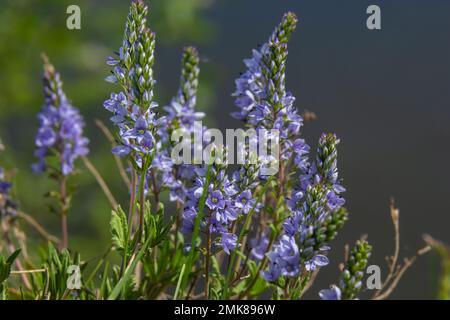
<box><xmin>137</xmin><ymin>171</ymin><xmax>146</xmax><ymax>244</ymax></box>
<box><xmin>238</xmin><ymin>231</ymin><xmax>276</xmax><ymax>299</ymax></box>
<box><xmin>59</xmin><ymin>175</ymin><xmax>68</xmax><ymax>250</ymax></box>
<box><xmin>205</xmin><ymin>225</ymin><xmax>211</xmax><ymax>299</ymax></box>
<box><xmin>179</xmin><ymin>163</ymin><xmax>213</xmax><ymax>298</ymax></box>
<box><xmin>222</xmin><ymin>177</ymin><xmax>273</xmax><ymax>299</ymax></box>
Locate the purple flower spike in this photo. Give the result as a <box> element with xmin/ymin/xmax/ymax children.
<box><xmin>33</xmin><ymin>57</ymin><xmax>89</xmax><ymax>176</ymax></box>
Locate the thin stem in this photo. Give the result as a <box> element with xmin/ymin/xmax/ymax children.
<box><xmin>61</xmin><ymin>214</ymin><xmax>68</xmax><ymax>251</ymax></box>
<box><xmin>60</xmin><ymin>175</ymin><xmax>68</xmax><ymax>250</ymax></box>
<box><xmin>174</xmin><ymin>201</ymin><xmax>182</xmax><ymax>248</ymax></box>
<box><xmin>173</xmin><ymin>264</ymin><xmax>186</xmax><ymax>300</ymax></box>
<box><xmin>11</xmin><ymin>269</ymin><xmax>46</xmax><ymax>274</ymax></box>
<box><xmin>179</xmin><ymin>164</ymin><xmax>213</xmax><ymax>297</ymax></box>
<box><xmin>186</xmin><ymin>273</ymin><xmax>199</xmax><ymax>300</ymax></box>
<box><xmin>223</xmin><ymin>177</ymin><xmax>273</xmax><ymax>299</ymax></box>
<box><xmin>1</xmin><ymin>221</ymin><xmax>32</xmax><ymax>290</ymax></box>
<box><xmin>373</xmin><ymin>200</ymin><xmax>401</xmax><ymax>298</ymax></box>
<box><xmin>17</xmin><ymin>211</ymin><xmax>60</xmax><ymax>244</ymax></box>
<box><xmin>120</xmin><ymin>168</ymin><xmax>137</xmax><ymax>278</ymax></box>
<box><xmin>95</xmin><ymin>119</ymin><xmax>131</xmax><ymax>189</ymax></box>
<box><xmin>82</xmin><ymin>156</ymin><xmax>118</xmax><ymax>208</ymax></box>
<box><xmin>283</xmin><ymin>278</ymin><xmax>291</xmax><ymax>299</ymax></box>
<box><xmin>236</xmin><ymin>165</ymin><xmax>285</xmax><ymax>299</ymax></box>
<box><xmin>127</xmin><ymin>169</ymin><xmax>137</xmax><ymax>228</ymax></box>
<box><xmin>373</xmin><ymin>246</ymin><xmax>430</xmax><ymax>300</ymax></box>
<box><xmin>137</xmin><ymin>171</ymin><xmax>146</xmax><ymax>244</ymax></box>
<box><xmin>238</xmin><ymin>232</ymin><xmax>276</xmax><ymax>299</ymax></box>
<box><xmin>298</xmin><ymin>270</ymin><xmax>319</xmax><ymax>299</ymax></box>
<box><xmin>204</xmin><ymin>222</ymin><xmax>211</xmax><ymax>299</ymax></box>
<box><xmin>150</xmin><ymin>168</ymin><xmax>160</xmax><ymax>208</ymax></box>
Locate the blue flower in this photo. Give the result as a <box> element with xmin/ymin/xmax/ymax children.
<box><xmin>103</xmin><ymin>92</ymin><xmax>128</xmax><ymax>125</ymax></box>
<box><xmin>0</xmin><ymin>167</ymin><xmax>18</xmax><ymax>218</ymax></box>
<box><xmin>262</xmin><ymin>235</ymin><xmax>300</xmax><ymax>280</ymax></box>
<box><xmin>235</xmin><ymin>190</ymin><xmax>255</xmax><ymax>214</ymax></box>
<box><xmin>104</xmin><ymin>0</ymin><xmax>158</xmax><ymax>166</ymax></box>
<box><xmin>251</xmin><ymin>236</ymin><xmax>269</xmax><ymax>260</ymax></box>
<box><xmin>122</xmin><ymin>116</ymin><xmax>155</xmax><ymax>154</ymax></box>
<box><xmin>181</xmin><ymin>207</ymin><xmax>197</xmax><ymax>234</ymax></box>
<box><xmin>33</xmin><ymin>58</ymin><xmax>89</xmax><ymax>176</ymax></box>
<box><xmin>319</xmin><ymin>285</ymin><xmax>342</xmax><ymax>300</ymax></box>
<box><xmin>220</xmin><ymin>232</ymin><xmax>238</xmax><ymax>255</ymax></box>
<box><xmin>0</xmin><ymin>181</ymin><xmax>11</xmax><ymax>195</ymax></box>
<box><xmin>261</xmin><ymin>260</ymin><xmax>282</xmax><ymax>282</ymax></box>
<box><xmin>305</xmin><ymin>255</ymin><xmax>329</xmax><ymax>271</ymax></box>
<box><xmin>206</xmin><ymin>190</ymin><xmax>225</xmax><ymax>210</ymax></box>
<box><xmin>292</xmin><ymin>138</ymin><xmax>310</xmax><ymax>171</ymax></box>
<box><xmin>282</xmin><ymin>211</ymin><xmax>302</xmax><ymax>237</ymax></box>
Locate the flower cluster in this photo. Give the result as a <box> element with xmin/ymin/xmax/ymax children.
<box><xmin>181</xmin><ymin>151</ymin><xmax>261</xmax><ymax>254</ymax></box>
<box><xmin>156</xmin><ymin>46</ymin><xmax>204</xmax><ymax>202</ymax></box>
<box><xmin>32</xmin><ymin>58</ymin><xmax>89</xmax><ymax>176</ymax></box>
<box><xmin>0</xmin><ymin>0</ymin><xmax>424</xmax><ymax>301</ymax></box>
<box><xmin>104</xmin><ymin>1</ymin><xmax>206</xmax><ymax>204</ymax></box>
<box><xmin>231</xmin><ymin>10</ymin><xmax>347</xmax><ymax>283</ymax></box>
<box><xmin>164</xmin><ymin>46</ymin><xmax>203</xmax><ymax>132</ymax></box>
<box><xmin>0</xmin><ymin>168</ymin><xmax>17</xmax><ymax>218</ymax></box>
<box><xmin>262</xmin><ymin>134</ymin><xmax>346</xmax><ymax>281</ymax></box>
<box><xmin>103</xmin><ymin>0</ymin><xmax>382</xmax><ymax>300</ymax></box>
<box><xmin>232</xmin><ymin>12</ymin><xmax>308</xmax><ymax>170</ymax></box>
<box><xmin>103</xmin><ymin>0</ymin><xmax>160</xmax><ymax>163</ymax></box>
<box><xmin>319</xmin><ymin>239</ymin><xmax>372</xmax><ymax>300</ymax></box>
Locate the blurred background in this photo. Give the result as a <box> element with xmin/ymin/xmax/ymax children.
<box><xmin>0</xmin><ymin>0</ymin><xmax>449</xmax><ymax>299</ymax></box>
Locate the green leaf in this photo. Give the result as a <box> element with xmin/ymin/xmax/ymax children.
<box><xmin>6</xmin><ymin>250</ymin><xmax>21</xmax><ymax>265</ymax></box>
<box><xmin>107</xmin><ymin>235</ymin><xmax>152</xmax><ymax>300</ymax></box>
<box><xmin>0</xmin><ymin>249</ymin><xmax>21</xmax><ymax>283</ymax></box>
<box><xmin>110</xmin><ymin>206</ymin><xmax>129</xmax><ymax>253</ymax></box>
<box><xmin>173</xmin><ymin>263</ymin><xmax>186</xmax><ymax>300</ymax></box>
<box><xmin>249</xmin><ymin>276</ymin><xmax>268</xmax><ymax>296</ymax></box>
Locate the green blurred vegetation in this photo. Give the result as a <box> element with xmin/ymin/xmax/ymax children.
<box><xmin>0</xmin><ymin>0</ymin><xmax>215</xmax><ymax>259</ymax></box>
<box><xmin>424</xmin><ymin>235</ymin><xmax>450</xmax><ymax>299</ymax></box>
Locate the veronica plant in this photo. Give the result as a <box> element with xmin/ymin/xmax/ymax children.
<box><xmin>32</xmin><ymin>56</ymin><xmax>89</xmax><ymax>250</ymax></box>
<box><xmin>0</xmin><ymin>0</ymin><xmax>428</xmax><ymax>301</ymax></box>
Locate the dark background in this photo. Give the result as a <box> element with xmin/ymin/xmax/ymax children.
<box><xmin>0</xmin><ymin>0</ymin><xmax>449</xmax><ymax>299</ymax></box>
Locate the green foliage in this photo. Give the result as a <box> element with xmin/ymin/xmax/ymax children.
<box><xmin>110</xmin><ymin>206</ymin><xmax>129</xmax><ymax>254</ymax></box>
<box><xmin>425</xmin><ymin>236</ymin><xmax>450</xmax><ymax>300</ymax></box>
<box><xmin>0</xmin><ymin>0</ymin><xmax>215</xmax><ymax>264</ymax></box>
<box><xmin>0</xmin><ymin>250</ymin><xmax>21</xmax><ymax>299</ymax></box>
<box><xmin>41</xmin><ymin>243</ymin><xmax>82</xmax><ymax>300</ymax></box>
<box><xmin>108</xmin><ymin>235</ymin><xmax>152</xmax><ymax>300</ymax></box>
<box><xmin>143</xmin><ymin>202</ymin><xmax>173</xmax><ymax>247</ymax></box>
<box><xmin>0</xmin><ymin>250</ymin><xmax>20</xmax><ymax>283</ymax></box>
